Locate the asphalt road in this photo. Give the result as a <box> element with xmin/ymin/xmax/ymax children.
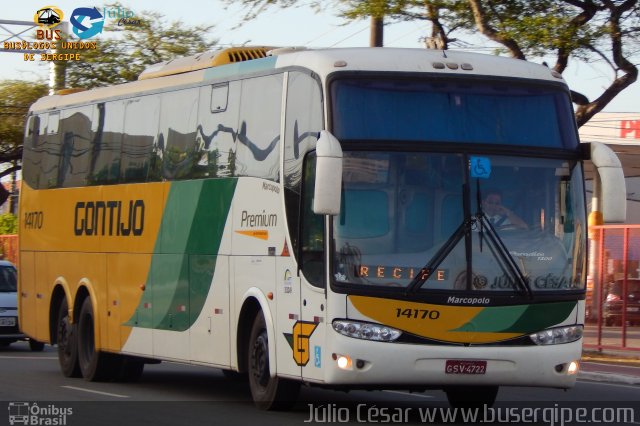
<box><xmin>1</xmin><ymin>342</ymin><xmax>639</xmax><ymax>426</ymax></box>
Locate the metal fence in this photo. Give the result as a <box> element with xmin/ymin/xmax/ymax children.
<box><xmin>585</xmin><ymin>225</ymin><xmax>640</xmax><ymax>352</ymax></box>
<box><xmin>0</xmin><ymin>234</ymin><xmax>18</xmax><ymax>267</ymax></box>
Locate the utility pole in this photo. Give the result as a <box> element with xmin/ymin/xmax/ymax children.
<box><xmin>370</xmin><ymin>16</ymin><xmax>383</xmax><ymax>47</ymax></box>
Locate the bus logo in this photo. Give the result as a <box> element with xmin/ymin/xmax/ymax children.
<box><xmin>8</xmin><ymin>402</ymin><xmax>29</xmax><ymax>425</ymax></box>
<box><xmin>283</xmin><ymin>321</ymin><xmax>318</xmax><ymax>366</ymax></box>
<box><xmin>34</xmin><ymin>6</ymin><xmax>64</xmax><ymax>29</ymax></box>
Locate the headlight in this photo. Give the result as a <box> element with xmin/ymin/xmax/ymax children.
<box><xmin>332</xmin><ymin>320</ymin><xmax>402</xmax><ymax>342</ymax></box>
<box><xmin>529</xmin><ymin>325</ymin><xmax>583</xmax><ymax>345</ymax></box>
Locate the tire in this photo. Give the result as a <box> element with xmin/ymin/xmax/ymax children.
<box><xmin>445</xmin><ymin>385</ymin><xmax>499</xmax><ymax>408</ymax></box>
<box><xmin>247</xmin><ymin>312</ymin><xmax>300</xmax><ymax>410</ymax></box>
<box><xmin>77</xmin><ymin>297</ymin><xmax>115</xmax><ymax>381</ymax></box>
<box><xmin>29</xmin><ymin>339</ymin><xmax>45</xmax><ymax>352</ymax></box>
<box><xmin>56</xmin><ymin>299</ymin><xmax>81</xmax><ymax>377</ymax></box>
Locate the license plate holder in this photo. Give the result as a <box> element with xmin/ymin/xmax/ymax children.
<box><xmin>0</xmin><ymin>317</ymin><xmax>16</xmax><ymax>327</ymax></box>
<box><xmin>445</xmin><ymin>360</ymin><xmax>487</xmax><ymax>375</ymax></box>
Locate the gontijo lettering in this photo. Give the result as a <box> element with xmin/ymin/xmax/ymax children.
<box><xmin>74</xmin><ymin>200</ymin><xmax>144</xmax><ymax>236</ymax></box>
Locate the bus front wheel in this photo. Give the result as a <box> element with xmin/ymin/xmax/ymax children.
<box><xmin>77</xmin><ymin>297</ymin><xmax>114</xmax><ymax>381</ymax></box>
<box><xmin>247</xmin><ymin>312</ymin><xmax>300</xmax><ymax>410</ymax></box>
<box><xmin>56</xmin><ymin>299</ymin><xmax>81</xmax><ymax>377</ymax></box>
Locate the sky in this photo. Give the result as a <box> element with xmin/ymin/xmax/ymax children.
<box><xmin>1</xmin><ymin>0</ymin><xmax>638</xmax><ymax>112</ymax></box>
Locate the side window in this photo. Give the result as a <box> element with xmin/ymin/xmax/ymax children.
<box><xmin>39</xmin><ymin>111</ymin><xmax>61</xmax><ymax>189</ymax></box>
<box><xmin>300</xmin><ymin>153</ymin><xmax>324</xmax><ymax>288</ymax></box>
<box><xmin>59</xmin><ymin>106</ymin><xmax>94</xmax><ymax>187</ymax></box>
<box><xmin>121</xmin><ymin>96</ymin><xmax>160</xmax><ymax>183</ymax></box>
<box><xmin>197</xmin><ymin>81</ymin><xmax>241</xmax><ymax>178</ymax></box>
<box><xmin>283</xmin><ymin>71</ymin><xmax>323</xmax><ymax>258</ymax></box>
<box><xmin>211</xmin><ymin>83</ymin><xmax>228</xmax><ymax>113</ymax></box>
<box><xmin>160</xmin><ymin>88</ymin><xmax>200</xmax><ymax>180</ymax></box>
<box><xmin>22</xmin><ymin>115</ymin><xmax>40</xmax><ymax>189</ymax></box>
<box><xmin>89</xmin><ymin>101</ymin><xmax>123</xmax><ymax>185</ymax></box>
<box><xmin>236</xmin><ymin>74</ymin><xmax>283</xmax><ymax>181</ymax></box>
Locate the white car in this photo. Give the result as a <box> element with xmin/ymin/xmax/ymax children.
<box><xmin>0</xmin><ymin>260</ymin><xmax>44</xmax><ymax>351</ymax></box>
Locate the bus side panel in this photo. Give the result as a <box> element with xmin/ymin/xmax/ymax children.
<box><xmin>18</xmin><ymin>251</ymin><xmax>38</xmax><ymax>340</ymax></box>
<box><xmin>151</xmin><ymin>254</ymin><xmax>190</xmax><ymax>361</ymax></box>
<box><xmin>189</xmin><ymin>255</ymin><xmax>230</xmax><ymax>366</ymax></box>
<box><xmin>106</xmin><ymin>253</ymin><xmax>153</xmax><ymax>352</ymax></box>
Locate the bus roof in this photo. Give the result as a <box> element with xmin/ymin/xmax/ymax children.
<box><xmin>29</xmin><ymin>47</ymin><xmax>566</xmax><ymax>112</ymax></box>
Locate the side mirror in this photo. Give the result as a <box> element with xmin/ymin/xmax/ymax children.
<box><xmin>589</xmin><ymin>142</ymin><xmax>626</xmax><ymax>223</ymax></box>
<box><xmin>313</xmin><ymin>131</ymin><xmax>343</xmax><ymax>215</ymax></box>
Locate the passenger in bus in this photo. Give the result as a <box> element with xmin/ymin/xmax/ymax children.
<box><xmin>482</xmin><ymin>190</ymin><xmax>528</xmax><ymax>230</ymax></box>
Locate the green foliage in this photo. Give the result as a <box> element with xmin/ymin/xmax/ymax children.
<box><xmin>65</xmin><ymin>3</ymin><xmax>219</xmax><ymax>88</ymax></box>
<box><xmin>0</xmin><ymin>80</ymin><xmax>48</xmax><ymax>175</ymax></box>
<box><xmin>0</xmin><ymin>213</ymin><xmax>18</xmax><ymax>235</ymax></box>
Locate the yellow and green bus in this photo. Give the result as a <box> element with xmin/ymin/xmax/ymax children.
<box><xmin>19</xmin><ymin>46</ymin><xmax>625</xmax><ymax>409</ymax></box>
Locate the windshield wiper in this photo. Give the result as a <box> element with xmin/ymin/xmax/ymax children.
<box><xmin>476</xmin><ymin>181</ymin><xmax>532</xmax><ymax>299</ymax></box>
<box><xmin>406</xmin><ymin>182</ymin><xmax>533</xmax><ymax>299</ymax></box>
<box><xmin>405</xmin><ymin>216</ymin><xmax>475</xmax><ymax>294</ymax></box>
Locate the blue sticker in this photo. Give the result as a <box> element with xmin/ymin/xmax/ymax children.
<box><xmin>314</xmin><ymin>346</ymin><xmax>321</xmax><ymax>368</ymax></box>
<box><xmin>470</xmin><ymin>156</ymin><xmax>491</xmax><ymax>179</ymax></box>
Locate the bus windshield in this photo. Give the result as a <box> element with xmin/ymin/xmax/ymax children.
<box><xmin>331</xmin><ymin>77</ymin><xmax>577</xmax><ymax>149</ymax></box>
<box><xmin>332</xmin><ymin>152</ymin><xmax>586</xmax><ymax>294</ymax></box>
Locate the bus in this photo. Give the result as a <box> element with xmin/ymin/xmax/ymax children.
<box><xmin>19</xmin><ymin>46</ymin><xmax>626</xmax><ymax>409</ymax></box>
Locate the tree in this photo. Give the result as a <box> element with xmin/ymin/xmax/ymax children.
<box><xmin>0</xmin><ymin>213</ymin><xmax>18</xmax><ymax>235</ymax></box>
<box><xmin>64</xmin><ymin>4</ymin><xmax>219</xmax><ymax>88</ymax></box>
<box><xmin>0</xmin><ymin>80</ymin><xmax>48</xmax><ymax>179</ymax></box>
<box><xmin>231</xmin><ymin>0</ymin><xmax>639</xmax><ymax>127</ymax></box>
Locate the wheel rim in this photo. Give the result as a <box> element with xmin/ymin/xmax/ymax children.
<box><xmin>251</xmin><ymin>330</ymin><xmax>269</xmax><ymax>389</ymax></box>
<box><xmin>58</xmin><ymin>312</ymin><xmax>73</xmax><ymax>360</ymax></box>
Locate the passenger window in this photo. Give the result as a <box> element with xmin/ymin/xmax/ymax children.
<box><xmin>211</xmin><ymin>83</ymin><xmax>228</xmax><ymax>113</ymax></box>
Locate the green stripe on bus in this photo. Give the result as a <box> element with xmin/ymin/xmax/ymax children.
<box><xmin>452</xmin><ymin>301</ymin><xmax>576</xmax><ymax>333</ymax></box>
<box><xmin>126</xmin><ymin>178</ymin><xmax>237</xmax><ymax>330</ymax></box>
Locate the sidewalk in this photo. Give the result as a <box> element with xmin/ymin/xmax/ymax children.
<box><xmin>579</xmin><ymin>350</ymin><xmax>640</xmax><ymax>385</ymax></box>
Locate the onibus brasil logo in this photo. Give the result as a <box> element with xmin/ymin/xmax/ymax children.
<box><xmin>8</xmin><ymin>402</ymin><xmax>73</xmax><ymax>425</ymax></box>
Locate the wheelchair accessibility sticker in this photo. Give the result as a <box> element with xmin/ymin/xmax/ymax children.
<box><xmin>470</xmin><ymin>156</ymin><xmax>491</xmax><ymax>179</ymax></box>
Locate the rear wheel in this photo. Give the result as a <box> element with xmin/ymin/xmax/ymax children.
<box><xmin>445</xmin><ymin>385</ymin><xmax>499</xmax><ymax>408</ymax></box>
<box><xmin>77</xmin><ymin>297</ymin><xmax>115</xmax><ymax>381</ymax></box>
<box><xmin>247</xmin><ymin>312</ymin><xmax>299</xmax><ymax>410</ymax></box>
<box><xmin>56</xmin><ymin>299</ymin><xmax>81</xmax><ymax>377</ymax></box>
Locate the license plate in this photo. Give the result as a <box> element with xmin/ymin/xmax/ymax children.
<box><xmin>445</xmin><ymin>360</ymin><xmax>487</xmax><ymax>375</ymax></box>
<box><xmin>0</xmin><ymin>317</ymin><xmax>16</xmax><ymax>327</ymax></box>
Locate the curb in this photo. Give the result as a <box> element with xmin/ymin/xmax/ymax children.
<box><xmin>578</xmin><ymin>371</ymin><xmax>640</xmax><ymax>386</ymax></box>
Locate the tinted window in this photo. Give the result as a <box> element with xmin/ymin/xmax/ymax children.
<box><xmin>89</xmin><ymin>101</ymin><xmax>123</xmax><ymax>185</ymax></box>
<box><xmin>236</xmin><ymin>74</ymin><xmax>282</xmax><ymax>181</ymax></box>
<box><xmin>331</xmin><ymin>78</ymin><xmax>578</xmax><ymax>149</ymax></box>
<box><xmin>159</xmin><ymin>88</ymin><xmax>200</xmax><ymax>180</ymax></box>
<box><xmin>197</xmin><ymin>81</ymin><xmax>241</xmax><ymax>178</ymax></box>
<box><xmin>121</xmin><ymin>96</ymin><xmax>160</xmax><ymax>183</ymax></box>
<box><xmin>0</xmin><ymin>266</ymin><xmax>17</xmax><ymax>292</ymax></box>
<box><xmin>59</xmin><ymin>106</ymin><xmax>94</xmax><ymax>187</ymax></box>
<box><xmin>283</xmin><ymin>71</ymin><xmax>323</xmax><ymax>258</ymax></box>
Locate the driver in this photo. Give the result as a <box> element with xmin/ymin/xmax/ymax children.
<box><xmin>482</xmin><ymin>190</ymin><xmax>528</xmax><ymax>230</ymax></box>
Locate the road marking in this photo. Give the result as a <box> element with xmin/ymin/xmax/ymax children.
<box><xmin>383</xmin><ymin>390</ymin><xmax>434</xmax><ymax>399</ymax></box>
<box><xmin>583</xmin><ymin>361</ymin><xmax>640</xmax><ymax>369</ymax></box>
<box><xmin>0</xmin><ymin>356</ymin><xmax>57</xmax><ymax>360</ymax></box>
<box><xmin>578</xmin><ymin>379</ymin><xmax>640</xmax><ymax>390</ymax></box>
<box><xmin>61</xmin><ymin>386</ymin><xmax>129</xmax><ymax>398</ymax></box>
